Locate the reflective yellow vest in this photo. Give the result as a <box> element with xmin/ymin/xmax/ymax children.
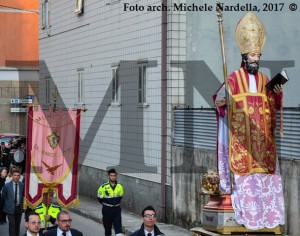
<box><xmin>35</xmin><ymin>203</ymin><xmax>61</xmax><ymax>228</ymax></box>
<box><xmin>97</xmin><ymin>181</ymin><xmax>123</xmax><ymax>206</ymax></box>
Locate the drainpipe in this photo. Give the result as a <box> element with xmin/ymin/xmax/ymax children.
<box><xmin>161</xmin><ymin>0</ymin><xmax>168</xmax><ymax>223</ymax></box>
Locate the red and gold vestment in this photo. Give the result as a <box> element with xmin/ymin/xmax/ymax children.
<box><xmin>227</xmin><ymin>67</ymin><xmax>281</xmax><ymax>175</ymax></box>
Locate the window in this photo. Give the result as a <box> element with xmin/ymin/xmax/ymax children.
<box><xmin>77</xmin><ymin>69</ymin><xmax>84</xmax><ymax>104</ymax></box>
<box><xmin>138</xmin><ymin>65</ymin><xmax>147</xmax><ymax>105</ymax></box>
<box><xmin>42</xmin><ymin>0</ymin><xmax>50</xmax><ymax>29</ymax></box>
<box><xmin>111</xmin><ymin>67</ymin><xmax>120</xmax><ymax>104</ymax></box>
<box><xmin>45</xmin><ymin>78</ymin><xmax>50</xmax><ymax>104</ymax></box>
<box><xmin>75</xmin><ymin>0</ymin><xmax>84</xmax><ymax>14</ymax></box>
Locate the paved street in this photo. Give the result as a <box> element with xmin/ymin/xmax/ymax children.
<box><xmin>70</xmin><ymin>195</ymin><xmax>192</xmax><ymax>236</ymax></box>
<box><xmin>0</xmin><ymin>211</ymin><xmax>105</xmax><ymax>236</ymax></box>
<box><xmin>0</xmin><ymin>196</ymin><xmax>192</xmax><ymax>236</ymax></box>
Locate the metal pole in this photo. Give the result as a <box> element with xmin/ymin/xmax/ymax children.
<box><xmin>216</xmin><ymin>1</ymin><xmax>233</xmax><ymax>193</ymax></box>
<box><xmin>216</xmin><ymin>1</ymin><xmax>230</xmax><ymax>106</ymax></box>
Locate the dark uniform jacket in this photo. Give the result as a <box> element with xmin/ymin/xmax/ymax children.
<box><xmin>0</xmin><ymin>147</ymin><xmax>11</xmax><ymax>169</ymax></box>
<box><xmin>129</xmin><ymin>223</ymin><xmax>164</xmax><ymax>236</ymax></box>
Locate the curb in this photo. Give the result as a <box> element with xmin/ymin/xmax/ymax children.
<box><xmin>70</xmin><ymin>207</ymin><xmax>102</xmax><ymax>225</ymax></box>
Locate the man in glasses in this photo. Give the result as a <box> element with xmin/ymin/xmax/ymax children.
<box><xmin>129</xmin><ymin>206</ymin><xmax>164</xmax><ymax>236</ymax></box>
<box><xmin>44</xmin><ymin>210</ymin><xmax>82</xmax><ymax>236</ymax></box>
<box><xmin>24</xmin><ymin>212</ymin><xmax>42</xmax><ymax>236</ymax></box>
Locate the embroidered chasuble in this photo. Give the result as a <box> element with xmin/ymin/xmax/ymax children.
<box><xmin>227</xmin><ymin>68</ymin><xmax>278</xmax><ymax>175</ymax></box>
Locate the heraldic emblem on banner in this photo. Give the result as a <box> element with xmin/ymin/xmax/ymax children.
<box><xmin>24</xmin><ymin>106</ymin><xmax>81</xmax><ymax>209</ymax></box>
<box><xmin>47</xmin><ymin>131</ymin><xmax>60</xmax><ymax>149</ymax></box>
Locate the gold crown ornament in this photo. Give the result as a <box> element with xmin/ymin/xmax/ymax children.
<box><xmin>235</xmin><ymin>12</ymin><xmax>266</xmax><ymax>54</ymax></box>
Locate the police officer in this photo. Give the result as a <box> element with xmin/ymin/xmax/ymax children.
<box><xmin>97</xmin><ymin>169</ymin><xmax>124</xmax><ymax>236</ymax></box>
<box><xmin>35</xmin><ymin>190</ymin><xmax>61</xmax><ymax>233</ymax></box>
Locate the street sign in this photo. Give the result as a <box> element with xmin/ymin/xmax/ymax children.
<box><xmin>10</xmin><ymin>99</ymin><xmax>33</xmax><ymax>104</ymax></box>
<box><xmin>26</xmin><ymin>95</ymin><xmax>35</xmax><ymax>99</ymax></box>
<box><xmin>11</xmin><ymin>108</ymin><xmax>28</xmax><ymax>113</ymax></box>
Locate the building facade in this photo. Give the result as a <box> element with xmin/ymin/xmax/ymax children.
<box><xmin>0</xmin><ymin>0</ymin><xmax>39</xmax><ymax>134</ymax></box>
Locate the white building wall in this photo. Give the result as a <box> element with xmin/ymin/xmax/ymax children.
<box><xmin>168</xmin><ymin>0</ymin><xmax>187</xmax><ymax>107</ymax></box>
<box><xmin>39</xmin><ymin>0</ymin><xmax>167</xmax><ymax>183</ymax></box>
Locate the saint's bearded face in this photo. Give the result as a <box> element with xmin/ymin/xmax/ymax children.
<box><xmin>242</xmin><ymin>52</ymin><xmax>261</xmax><ymax>74</ymax></box>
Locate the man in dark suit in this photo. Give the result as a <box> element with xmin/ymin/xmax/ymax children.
<box><xmin>44</xmin><ymin>210</ymin><xmax>82</xmax><ymax>236</ymax></box>
<box><xmin>1</xmin><ymin>168</ymin><xmax>24</xmax><ymax>236</ymax></box>
<box><xmin>129</xmin><ymin>206</ymin><xmax>164</xmax><ymax>236</ymax></box>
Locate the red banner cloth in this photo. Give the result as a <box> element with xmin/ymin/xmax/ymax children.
<box><xmin>24</xmin><ymin>106</ymin><xmax>81</xmax><ymax>209</ymax></box>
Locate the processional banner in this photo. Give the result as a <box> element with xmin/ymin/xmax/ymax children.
<box><xmin>24</xmin><ymin>106</ymin><xmax>81</xmax><ymax>209</ymax></box>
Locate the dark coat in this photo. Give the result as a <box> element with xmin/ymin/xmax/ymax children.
<box><xmin>0</xmin><ymin>176</ymin><xmax>6</xmax><ymax>191</ymax></box>
<box><xmin>129</xmin><ymin>223</ymin><xmax>164</xmax><ymax>236</ymax></box>
<box><xmin>43</xmin><ymin>228</ymin><xmax>83</xmax><ymax>236</ymax></box>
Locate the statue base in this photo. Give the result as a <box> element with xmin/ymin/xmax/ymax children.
<box><xmin>191</xmin><ymin>226</ymin><xmax>283</xmax><ymax>235</ymax></box>
<box><xmin>197</xmin><ymin>194</ymin><xmax>283</xmax><ymax>235</ymax></box>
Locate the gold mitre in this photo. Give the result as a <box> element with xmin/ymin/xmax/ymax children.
<box><xmin>235</xmin><ymin>12</ymin><xmax>266</xmax><ymax>54</ymax></box>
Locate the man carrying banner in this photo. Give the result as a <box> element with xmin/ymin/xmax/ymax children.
<box><xmin>35</xmin><ymin>190</ymin><xmax>61</xmax><ymax>232</ymax></box>
<box><xmin>214</xmin><ymin>12</ymin><xmax>285</xmax><ymax>230</ymax></box>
